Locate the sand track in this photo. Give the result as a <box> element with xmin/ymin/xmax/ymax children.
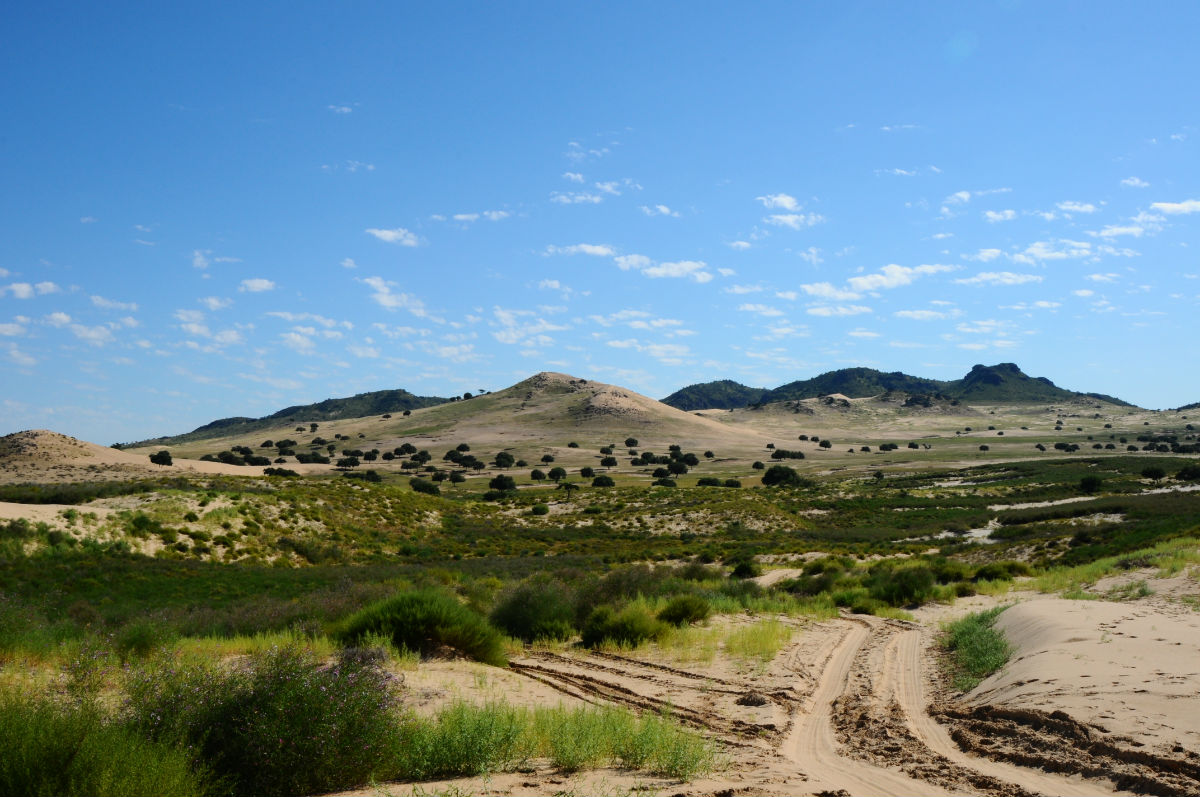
<box><xmin>506</xmin><ymin>613</ymin><xmax>1196</xmax><ymax>795</ymax></box>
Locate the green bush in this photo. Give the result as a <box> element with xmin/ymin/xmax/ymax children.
<box><xmin>338</xmin><ymin>590</ymin><xmax>507</xmax><ymax>666</ymax></box>
<box><xmin>530</xmin><ymin>503</ymin><xmax>549</xmax><ymax>516</ymax></box>
<box><xmin>761</xmin><ymin>464</ymin><xmax>803</xmax><ymax>487</ymax></box>
<box><xmin>868</xmin><ymin>565</ymin><xmax>935</xmax><ymax>607</ymax></box>
<box><xmin>114</xmin><ymin>618</ymin><xmax>177</xmax><ymax>661</ymax></box>
<box><xmin>397</xmin><ymin>701</ymin><xmax>532</xmax><ymax>779</ymax></box>
<box><xmin>591</xmin><ymin>475</ymin><xmax>615</xmax><ymax>487</ymax></box>
<box><xmin>123</xmin><ymin>645</ymin><xmax>403</xmax><ymax>797</ymax></box>
<box><xmin>0</xmin><ymin>689</ymin><xmax>206</xmax><ymax>797</ymax></box>
<box><xmin>580</xmin><ymin>604</ymin><xmax>666</xmax><ymax>648</ymax></box>
<box><xmin>489</xmin><ymin>581</ymin><xmax>576</xmax><ymax>643</ymax></box>
<box><xmin>657</xmin><ymin>594</ymin><xmax>711</xmax><ymax>626</ymax></box>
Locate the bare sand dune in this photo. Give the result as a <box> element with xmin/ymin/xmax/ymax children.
<box><xmin>0</xmin><ymin>429</ymin><xmax>251</xmax><ymax>484</ymax></box>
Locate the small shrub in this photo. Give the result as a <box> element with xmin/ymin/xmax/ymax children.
<box><xmin>657</xmin><ymin>595</ymin><xmax>711</xmax><ymax>627</ymax></box>
<box><xmin>530</xmin><ymin>503</ymin><xmax>549</xmax><ymax>516</ymax></box>
<box><xmin>581</xmin><ymin>604</ymin><xmax>666</xmax><ymax>648</ymax></box>
<box><xmin>941</xmin><ymin>606</ymin><xmax>1012</xmax><ymax>691</ymax></box>
<box><xmin>337</xmin><ymin>590</ymin><xmax>507</xmax><ymax>666</ymax></box>
<box><xmin>489</xmin><ymin>581</ymin><xmax>576</xmax><ymax>643</ymax></box>
<box><xmin>591</xmin><ymin>475</ymin><xmax>615</xmax><ymax>488</ymax></box>
<box><xmin>124</xmin><ymin>645</ymin><xmax>403</xmax><ymax>797</ymax></box>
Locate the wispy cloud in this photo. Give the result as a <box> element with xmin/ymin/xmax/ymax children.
<box><xmin>801</xmin><ymin>282</ymin><xmax>861</xmax><ymax>301</ymax></box>
<box><xmin>545</xmin><ymin>243</ymin><xmax>615</xmax><ymax>256</ymax></box>
<box><xmin>550</xmin><ymin>191</ymin><xmax>603</xmax><ymax>204</ymax></box>
<box><xmin>640</xmin><ymin>204</ymin><xmax>680</xmax><ymax>217</ymax></box>
<box><xmin>847</xmin><ymin>263</ymin><xmax>953</xmax><ymax>292</ymax></box>
<box><xmin>1121</xmin><ymin>176</ymin><xmax>1149</xmax><ymax>188</ymax></box>
<box><xmin>360</xmin><ymin>276</ymin><xmax>435</xmax><ymax>319</ymax></box>
<box><xmin>954</xmin><ymin>271</ymin><xmax>1043</xmax><ymax>286</ymax></box>
<box><xmin>239</xmin><ymin>278</ymin><xmax>275</xmax><ymax>293</ymax></box>
<box><xmin>807</xmin><ymin>305</ymin><xmax>871</xmax><ymax>317</ymax></box>
<box><xmin>756</xmin><ymin>193</ymin><xmax>799</xmax><ymax>210</ymax></box>
<box><xmin>91</xmin><ymin>295</ymin><xmax>138</xmax><ymax>311</ymax></box>
<box><xmin>1057</xmin><ymin>201</ymin><xmax>1098</xmax><ymax>214</ymax></box>
<box><xmin>737</xmin><ymin>303</ymin><xmax>784</xmax><ymax>317</ymax></box>
<box><xmin>984</xmin><ymin>209</ymin><xmax>1017</xmax><ymax>223</ymax></box>
<box><xmin>764</xmin><ymin>213</ymin><xmax>825</xmax><ymax>230</ymax></box>
<box><xmin>365</xmin><ymin>227</ymin><xmax>419</xmax><ymax>246</ymax></box>
<box><xmin>327</xmin><ymin>104</ymin><xmax>353</xmax><ymax>114</ymax></box>
<box><xmin>1150</xmin><ymin>199</ymin><xmax>1200</xmax><ymax>215</ymax></box>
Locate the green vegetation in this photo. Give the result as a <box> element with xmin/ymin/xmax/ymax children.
<box><xmin>941</xmin><ymin>606</ymin><xmax>1013</xmax><ymax>692</ymax></box>
<box><xmin>337</xmin><ymin>590</ymin><xmax>508</xmax><ymax>666</ymax></box>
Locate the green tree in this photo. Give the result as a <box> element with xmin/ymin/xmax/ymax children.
<box><xmin>762</xmin><ymin>464</ymin><xmax>802</xmax><ymax>487</ymax></box>
<box><xmin>148</xmin><ymin>450</ymin><xmax>172</xmax><ymax>466</ymax></box>
<box><xmin>493</xmin><ymin>451</ymin><xmax>515</xmax><ymax>469</ymax></box>
<box><xmin>548</xmin><ymin>466</ymin><xmax>567</xmax><ymax>482</ymax></box>
<box><xmin>530</xmin><ymin>469</ymin><xmax>546</xmax><ymax>482</ymax></box>
<box><xmin>489</xmin><ymin>474</ymin><xmax>516</xmax><ymax>491</ymax></box>
<box><xmin>624</xmin><ymin>437</ymin><xmax>638</xmax><ymax>447</ymax></box>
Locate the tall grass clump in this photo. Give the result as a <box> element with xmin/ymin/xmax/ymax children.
<box><xmin>397</xmin><ymin>701</ymin><xmax>533</xmax><ymax>778</ymax></box>
<box><xmin>724</xmin><ymin>618</ymin><xmax>793</xmax><ymax>665</ymax></box>
<box><xmin>123</xmin><ymin>645</ymin><xmax>404</xmax><ymax>797</ymax></box>
<box><xmin>941</xmin><ymin>606</ymin><xmax>1013</xmax><ymax>692</ymax></box>
<box><xmin>337</xmin><ymin>589</ymin><xmax>507</xmax><ymax>666</ymax></box>
<box><xmin>0</xmin><ymin>688</ymin><xmax>206</xmax><ymax>797</ymax></box>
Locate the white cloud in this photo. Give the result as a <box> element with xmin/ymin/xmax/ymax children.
<box><xmin>0</xmin><ymin>268</ymin><xmax>7</xmax><ymax>278</ymax></box>
<box><xmin>846</xmin><ymin>263</ymin><xmax>953</xmax><ymax>292</ymax></box>
<box><xmin>45</xmin><ymin>312</ymin><xmax>71</xmax><ymax>327</ymax></box>
<box><xmin>614</xmin><ymin>254</ymin><xmax>651</xmax><ymax>271</ymax></box>
<box><xmin>280</xmin><ymin>331</ymin><xmax>315</xmax><ymax>352</ymax></box>
<box><xmin>964</xmin><ymin>248</ymin><xmax>1003</xmax><ymax>262</ymax></box>
<box><xmin>944</xmin><ymin>190</ymin><xmax>972</xmax><ymax>205</ymax></box>
<box><xmin>724</xmin><ymin>284</ymin><xmax>763</xmax><ymax>295</ymax></box>
<box><xmin>717</xmin><ymin>268</ymin><xmax>736</xmax><ymax>277</ymax></box>
<box><xmin>545</xmin><ymin>243</ymin><xmax>615</xmax><ymax>257</ymax></box>
<box><xmin>266</xmin><ymin>311</ymin><xmax>345</xmax><ymax>328</ymax></box>
<box><xmin>1014</xmin><ymin>239</ymin><xmax>1092</xmax><ymax>263</ymax></box>
<box><xmin>562</xmin><ymin>172</ymin><xmax>584</xmax><ymax>183</ymax></box>
<box><xmin>765</xmin><ymin>213</ymin><xmax>825</xmax><ymax>229</ymax></box>
<box><xmin>801</xmin><ymin>282</ymin><xmax>862</xmax><ymax>301</ymax></box>
<box><xmin>797</xmin><ymin>247</ymin><xmax>823</xmax><ymax>265</ymax></box>
<box><xmin>643</xmin><ymin>260</ymin><xmax>712</xmax><ymax>282</ymax></box>
<box><xmin>80</xmin><ymin>215</ymin><xmax>97</xmax><ymax>223</ymax></box>
<box><xmin>931</xmin><ymin>232</ymin><xmax>954</xmax><ymax>240</ymax></box>
<box><xmin>5</xmin><ymin>343</ymin><xmax>35</xmax><ymax>366</ymax></box>
<box><xmin>35</xmin><ymin>282</ymin><xmax>58</xmax><ymax>295</ymax></box>
<box><xmin>340</xmin><ymin>258</ymin><xmax>357</xmax><ymax>269</ymax></box>
<box><xmin>756</xmin><ymin>193</ymin><xmax>800</xmax><ymax>210</ymax></box>
<box><xmin>878</xmin><ymin>168</ymin><xmax>917</xmax><ymax>177</ymax></box>
<box><xmin>347</xmin><ymin>345</ymin><xmax>380</xmax><ymax>358</ymax></box>
<box><xmin>1003</xmin><ymin>300</ymin><xmax>1060</xmax><ymax>310</ymax></box>
<box><xmin>200</xmin><ymin>296</ymin><xmax>232</xmax><ymax>311</ymax></box>
<box><xmin>69</xmin><ymin>324</ymin><xmax>115</xmax><ymax>346</ymax></box>
<box><xmin>1094</xmin><ymin>224</ymin><xmax>1147</xmax><ymax>238</ymax></box>
<box><xmin>1057</xmin><ymin>201</ymin><xmax>1098</xmax><ymax>214</ymax></box>
<box><xmin>775</xmin><ymin>291</ymin><xmax>798</xmax><ymax>300</ymax></box>
<box><xmin>1150</xmin><ymin>199</ymin><xmax>1200</xmax><ymax>215</ymax></box>
<box><xmin>327</xmin><ymin>104</ymin><xmax>352</xmax><ymax>114</ymax></box>
<box><xmin>482</xmin><ymin>210</ymin><xmax>509</xmax><ymax>221</ymax></box>
<box><xmin>984</xmin><ymin>209</ymin><xmax>1017</xmax><ymax>223</ymax></box>
<box><xmin>239</xmin><ymin>278</ymin><xmax>275</xmax><ymax>293</ymax></box>
<box><xmin>1121</xmin><ymin>176</ymin><xmax>1150</xmax><ymax>188</ymax></box>
<box><xmin>737</xmin><ymin>303</ymin><xmax>784</xmax><ymax>317</ymax></box>
<box><xmin>895</xmin><ymin>309</ymin><xmax>951</xmax><ymax>320</ymax></box>
<box><xmin>807</xmin><ymin>305</ymin><xmax>871</xmax><ymax>317</ymax></box>
<box><xmin>550</xmin><ymin>191</ymin><xmax>603</xmax><ymax>204</ymax></box>
<box><xmin>91</xmin><ymin>295</ymin><xmax>138</xmax><ymax>311</ymax></box>
<box><xmin>727</xmin><ymin>241</ymin><xmax>752</xmax><ymax>250</ymax></box>
<box><xmin>491</xmin><ymin>306</ymin><xmax>568</xmax><ymax>345</ymax></box>
<box><xmin>6</xmin><ymin>283</ymin><xmax>34</xmax><ymax>299</ymax></box>
<box><xmin>954</xmin><ymin>271</ymin><xmax>1043</xmax><ymax>286</ymax></box>
<box><xmin>360</xmin><ymin>276</ymin><xmax>432</xmax><ymax>318</ymax></box>
<box><xmin>0</xmin><ymin>323</ymin><xmax>23</xmax><ymax>336</ymax></box>
<box><xmin>1086</xmin><ymin>273</ymin><xmax>1120</xmax><ymax>282</ymax></box>
<box><xmin>848</xmin><ymin>329</ymin><xmax>879</xmax><ymax>338</ymax></box>
<box><xmin>453</xmin><ymin>213</ymin><xmax>479</xmax><ymax>223</ymax></box>
<box><xmin>640</xmin><ymin>204</ymin><xmax>680</xmax><ymax>217</ymax></box>
<box><xmin>365</xmin><ymin>227</ymin><xmax>419</xmax><ymax>246</ymax></box>
<box><xmin>1073</xmin><ymin>289</ymin><xmax>1094</xmax><ymax>297</ymax></box>
<box><xmin>192</xmin><ymin>250</ymin><xmax>210</xmax><ymax>269</ymax></box>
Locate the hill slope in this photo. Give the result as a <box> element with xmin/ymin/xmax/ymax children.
<box><xmin>660</xmin><ymin>380</ymin><xmax>767</xmax><ymax>410</ymax></box>
<box><xmin>125</xmin><ymin>387</ymin><xmax>451</xmax><ymax>448</ymax></box>
<box><xmin>662</xmin><ymin>363</ymin><xmax>1133</xmax><ymax>410</ymax></box>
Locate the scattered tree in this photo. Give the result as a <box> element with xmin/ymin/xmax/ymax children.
<box><xmin>149</xmin><ymin>450</ymin><xmax>172</xmax><ymax>466</ymax></box>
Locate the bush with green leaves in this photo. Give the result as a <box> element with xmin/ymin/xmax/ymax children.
<box><xmin>337</xmin><ymin>590</ymin><xmax>507</xmax><ymax>666</ymax></box>
<box><xmin>657</xmin><ymin>594</ymin><xmax>711</xmax><ymax>626</ymax></box>
<box><xmin>941</xmin><ymin>606</ymin><xmax>1013</xmax><ymax>691</ymax></box>
<box><xmin>123</xmin><ymin>645</ymin><xmax>403</xmax><ymax>797</ymax></box>
<box><xmin>580</xmin><ymin>604</ymin><xmax>666</xmax><ymax>648</ymax></box>
<box><xmin>489</xmin><ymin>580</ymin><xmax>576</xmax><ymax>643</ymax></box>
<box><xmin>761</xmin><ymin>464</ymin><xmax>803</xmax><ymax>487</ymax></box>
<box><xmin>591</xmin><ymin>475</ymin><xmax>615</xmax><ymax>487</ymax></box>
<box><xmin>0</xmin><ymin>688</ymin><xmax>205</xmax><ymax>797</ymax></box>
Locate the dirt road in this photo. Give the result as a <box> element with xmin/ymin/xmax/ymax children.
<box><xmin>505</xmin><ymin>612</ymin><xmax>1196</xmax><ymax>795</ymax></box>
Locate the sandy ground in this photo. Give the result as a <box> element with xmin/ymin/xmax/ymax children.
<box><xmin>336</xmin><ymin>573</ymin><xmax>1200</xmax><ymax>797</ymax></box>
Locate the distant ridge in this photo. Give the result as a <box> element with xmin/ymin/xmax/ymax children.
<box><xmin>661</xmin><ymin>363</ymin><xmax>1134</xmax><ymax>410</ymax></box>
<box><xmin>122</xmin><ymin>387</ymin><xmax>451</xmax><ymax>448</ymax></box>
<box><xmin>661</xmin><ymin>379</ymin><xmax>767</xmax><ymax>411</ymax></box>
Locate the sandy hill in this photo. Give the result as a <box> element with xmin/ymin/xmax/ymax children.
<box><xmin>126</xmin><ymin>372</ymin><xmax>776</xmax><ymax>463</ymax></box>
<box><xmin>0</xmin><ymin>430</ymin><xmax>249</xmax><ymax>484</ymax></box>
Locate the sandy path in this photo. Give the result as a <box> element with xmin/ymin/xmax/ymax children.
<box><xmin>891</xmin><ymin>626</ymin><xmax>1121</xmax><ymax>796</ymax></box>
<box><xmin>783</xmin><ymin>618</ymin><xmax>954</xmax><ymax>796</ymax></box>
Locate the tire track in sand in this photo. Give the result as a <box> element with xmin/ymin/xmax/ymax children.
<box><xmin>782</xmin><ymin>618</ymin><xmax>955</xmax><ymax>796</ymax></box>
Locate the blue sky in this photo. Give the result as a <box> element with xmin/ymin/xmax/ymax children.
<box><xmin>2</xmin><ymin>2</ymin><xmax>1198</xmax><ymax>443</ymax></box>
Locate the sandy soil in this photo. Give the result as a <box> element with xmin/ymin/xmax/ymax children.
<box><xmin>336</xmin><ymin>571</ymin><xmax>1200</xmax><ymax>797</ymax></box>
